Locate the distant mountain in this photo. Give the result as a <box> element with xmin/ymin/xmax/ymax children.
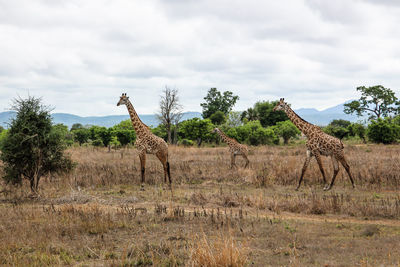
<box><xmin>0</xmin><ymin>102</ymin><xmax>365</xmax><ymax>129</ymax></box>
<box><xmin>0</xmin><ymin>111</ymin><xmax>202</xmax><ymax>129</ymax></box>
<box><xmin>296</xmin><ymin>102</ymin><xmax>365</xmax><ymax>126</ymax></box>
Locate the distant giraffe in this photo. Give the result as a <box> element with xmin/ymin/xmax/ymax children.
<box><xmin>213</xmin><ymin>128</ymin><xmax>250</xmax><ymax>168</ymax></box>
<box><xmin>117</xmin><ymin>93</ymin><xmax>171</xmax><ymax>187</ymax></box>
<box><xmin>273</xmin><ymin>98</ymin><xmax>355</xmax><ymax>191</ymax></box>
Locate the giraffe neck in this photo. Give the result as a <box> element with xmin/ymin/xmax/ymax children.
<box><xmin>284</xmin><ymin>106</ymin><xmax>316</xmax><ymax>136</ymax></box>
<box><xmin>125</xmin><ymin>100</ymin><xmax>149</xmax><ymax>137</ymax></box>
<box><xmin>216</xmin><ymin>129</ymin><xmax>234</xmax><ymax>144</ymax></box>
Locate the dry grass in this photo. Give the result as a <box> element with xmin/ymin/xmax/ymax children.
<box><xmin>189</xmin><ymin>230</ymin><xmax>248</xmax><ymax>267</ymax></box>
<box><xmin>0</xmin><ymin>143</ymin><xmax>400</xmax><ymax>266</ymax></box>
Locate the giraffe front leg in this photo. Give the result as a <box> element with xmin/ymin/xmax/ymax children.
<box><xmin>230</xmin><ymin>153</ymin><xmax>237</xmax><ymax>169</ymax></box>
<box><xmin>243</xmin><ymin>154</ymin><xmax>250</xmax><ymax>168</ymax></box>
<box><xmin>296</xmin><ymin>150</ymin><xmax>312</xmax><ymax>191</ymax></box>
<box><xmin>314</xmin><ymin>152</ymin><xmax>327</xmax><ymax>187</ymax></box>
<box><xmin>139</xmin><ymin>150</ymin><xmax>146</xmax><ymax>190</ymax></box>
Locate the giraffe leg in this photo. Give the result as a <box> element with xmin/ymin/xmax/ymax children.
<box><xmin>296</xmin><ymin>150</ymin><xmax>312</xmax><ymax>191</ymax></box>
<box><xmin>243</xmin><ymin>154</ymin><xmax>250</xmax><ymax>168</ymax></box>
<box><xmin>230</xmin><ymin>153</ymin><xmax>237</xmax><ymax>169</ymax></box>
<box><xmin>338</xmin><ymin>155</ymin><xmax>355</xmax><ymax>189</ymax></box>
<box><xmin>156</xmin><ymin>150</ymin><xmax>169</xmax><ymax>184</ymax></box>
<box><xmin>314</xmin><ymin>152</ymin><xmax>327</xmax><ymax>186</ymax></box>
<box><xmin>139</xmin><ymin>151</ymin><xmax>146</xmax><ymax>189</ymax></box>
<box><xmin>324</xmin><ymin>156</ymin><xmax>339</xmax><ymax>191</ymax></box>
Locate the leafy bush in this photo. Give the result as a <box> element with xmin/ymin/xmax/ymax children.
<box><xmin>226</xmin><ymin>120</ymin><xmax>278</xmax><ymax>145</ymax></box>
<box><xmin>273</xmin><ymin>120</ymin><xmax>300</xmax><ymax>144</ymax></box>
<box><xmin>180</xmin><ymin>139</ymin><xmax>194</xmax><ymax>147</ymax></box>
<box><xmin>367</xmin><ymin>118</ymin><xmax>400</xmax><ymax>144</ymax></box>
<box><xmin>347</xmin><ymin>122</ymin><xmax>366</xmax><ymax>142</ymax></box>
<box><xmin>209</xmin><ymin>111</ymin><xmax>226</xmax><ymax>125</ymax></box>
<box><xmin>73</xmin><ymin>128</ymin><xmax>90</xmax><ymax>145</ymax></box>
<box><xmin>0</xmin><ymin>96</ymin><xmax>74</xmax><ymax>192</ymax></box>
<box><xmin>179</xmin><ymin>118</ymin><xmax>215</xmax><ymax>146</ymax></box>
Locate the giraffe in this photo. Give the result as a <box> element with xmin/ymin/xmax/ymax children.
<box><xmin>273</xmin><ymin>98</ymin><xmax>355</xmax><ymax>191</ymax></box>
<box><xmin>212</xmin><ymin>127</ymin><xmax>250</xmax><ymax>168</ymax></box>
<box><xmin>117</xmin><ymin>93</ymin><xmax>171</xmax><ymax>187</ymax></box>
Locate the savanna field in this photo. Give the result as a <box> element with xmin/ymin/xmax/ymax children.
<box><xmin>1</xmin><ymin>143</ymin><xmax>400</xmax><ymax>266</ymax></box>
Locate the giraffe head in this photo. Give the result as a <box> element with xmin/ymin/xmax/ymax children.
<box><xmin>212</xmin><ymin>127</ymin><xmax>220</xmax><ymax>133</ymax></box>
<box><xmin>273</xmin><ymin>98</ymin><xmax>288</xmax><ymax>112</ymax></box>
<box><xmin>117</xmin><ymin>93</ymin><xmax>129</xmax><ymax>106</ymax></box>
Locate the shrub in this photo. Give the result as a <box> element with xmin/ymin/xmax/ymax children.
<box><xmin>273</xmin><ymin>120</ymin><xmax>300</xmax><ymax>144</ymax></box>
<box><xmin>209</xmin><ymin>111</ymin><xmax>227</xmax><ymax>125</ymax></box>
<box><xmin>0</xmin><ymin>96</ymin><xmax>74</xmax><ymax>192</ymax></box>
<box><xmin>367</xmin><ymin>118</ymin><xmax>400</xmax><ymax>144</ymax></box>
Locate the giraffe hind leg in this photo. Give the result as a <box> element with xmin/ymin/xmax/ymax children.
<box><xmin>156</xmin><ymin>150</ymin><xmax>171</xmax><ymax>185</ymax></box>
<box><xmin>324</xmin><ymin>156</ymin><xmax>339</xmax><ymax>191</ymax></box>
<box><xmin>139</xmin><ymin>151</ymin><xmax>146</xmax><ymax>189</ymax></box>
<box><xmin>338</xmin><ymin>156</ymin><xmax>355</xmax><ymax>189</ymax></box>
<box><xmin>297</xmin><ymin>151</ymin><xmax>312</xmax><ymax>191</ymax></box>
<box><xmin>230</xmin><ymin>153</ymin><xmax>237</xmax><ymax>169</ymax></box>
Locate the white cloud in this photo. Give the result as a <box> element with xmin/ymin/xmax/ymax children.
<box><xmin>0</xmin><ymin>0</ymin><xmax>399</xmax><ymax>116</ymax></box>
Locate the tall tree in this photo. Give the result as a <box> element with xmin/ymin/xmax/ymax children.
<box><xmin>157</xmin><ymin>86</ymin><xmax>183</xmax><ymax>144</ymax></box>
<box><xmin>344</xmin><ymin>85</ymin><xmax>399</xmax><ymax>120</ymax></box>
<box><xmin>200</xmin><ymin>88</ymin><xmax>239</xmax><ymax>118</ymax></box>
<box><xmin>0</xmin><ymin>96</ymin><xmax>74</xmax><ymax>192</ymax></box>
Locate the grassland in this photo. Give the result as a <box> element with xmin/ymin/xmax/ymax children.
<box><xmin>1</xmin><ymin>144</ymin><xmax>400</xmax><ymax>266</ymax></box>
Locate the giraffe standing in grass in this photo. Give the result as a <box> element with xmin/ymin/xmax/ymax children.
<box><xmin>273</xmin><ymin>98</ymin><xmax>355</xmax><ymax>191</ymax></box>
<box><xmin>117</xmin><ymin>93</ymin><xmax>171</xmax><ymax>187</ymax></box>
<box><xmin>213</xmin><ymin>128</ymin><xmax>250</xmax><ymax>168</ymax></box>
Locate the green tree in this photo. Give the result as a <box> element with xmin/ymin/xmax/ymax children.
<box><xmin>73</xmin><ymin>128</ymin><xmax>90</xmax><ymax>145</ymax></box>
<box><xmin>273</xmin><ymin>120</ymin><xmax>301</xmax><ymax>144</ymax></box>
<box><xmin>329</xmin><ymin>119</ymin><xmax>351</xmax><ymax>128</ymax></box>
<box><xmin>113</xmin><ymin>129</ymin><xmax>136</xmax><ymax>146</ymax></box>
<box><xmin>367</xmin><ymin>118</ymin><xmax>400</xmax><ymax>144</ymax></box>
<box><xmin>111</xmin><ymin>120</ymin><xmax>136</xmax><ymax>146</ymax></box>
<box><xmin>242</xmin><ymin>101</ymin><xmax>288</xmax><ymax>127</ymax></box>
<box><xmin>53</xmin><ymin>123</ymin><xmax>74</xmax><ymax>146</ymax></box>
<box><xmin>344</xmin><ymin>85</ymin><xmax>399</xmax><ymax>120</ymax></box>
<box><xmin>323</xmin><ymin>119</ymin><xmax>351</xmax><ymax>139</ymax></box>
<box><xmin>226</xmin><ymin>120</ymin><xmax>279</xmax><ymax>145</ymax></box>
<box><xmin>179</xmin><ymin>118</ymin><xmax>215</xmax><ymax>146</ymax></box>
<box><xmin>88</xmin><ymin>126</ymin><xmax>113</xmax><ymax>147</ymax></box>
<box><xmin>240</xmin><ymin>107</ymin><xmax>258</xmax><ymax>122</ymax></box>
<box><xmin>200</xmin><ymin>88</ymin><xmax>239</xmax><ymax>118</ymax></box>
<box><xmin>347</xmin><ymin>122</ymin><xmax>366</xmax><ymax>142</ymax></box>
<box><xmin>0</xmin><ymin>96</ymin><xmax>74</xmax><ymax>192</ymax></box>
<box><xmin>70</xmin><ymin>123</ymin><xmax>83</xmax><ymax>131</ymax></box>
<box><xmin>209</xmin><ymin>111</ymin><xmax>227</xmax><ymax>125</ymax></box>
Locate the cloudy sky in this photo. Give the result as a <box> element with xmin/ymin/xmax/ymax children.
<box><xmin>1</xmin><ymin>0</ymin><xmax>399</xmax><ymax>116</ymax></box>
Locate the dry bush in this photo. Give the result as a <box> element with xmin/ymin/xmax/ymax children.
<box><xmin>189</xmin><ymin>230</ymin><xmax>248</xmax><ymax>267</ymax></box>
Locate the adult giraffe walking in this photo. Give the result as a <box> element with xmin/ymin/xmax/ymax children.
<box><xmin>273</xmin><ymin>98</ymin><xmax>355</xmax><ymax>191</ymax></box>
<box><xmin>117</xmin><ymin>93</ymin><xmax>171</xmax><ymax>187</ymax></box>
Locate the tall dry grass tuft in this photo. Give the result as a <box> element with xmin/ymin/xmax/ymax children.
<box><xmin>189</xmin><ymin>230</ymin><xmax>248</xmax><ymax>267</ymax></box>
